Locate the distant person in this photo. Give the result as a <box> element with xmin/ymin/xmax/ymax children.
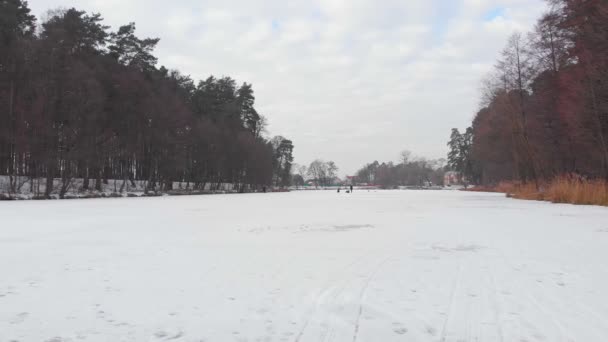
<box><xmin>263</xmin><ymin>186</ymin><xmax>267</xmax><ymax>193</ymax></box>
<box><xmin>350</xmin><ymin>185</ymin><xmax>353</xmax><ymax>193</ymax></box>
<box><xmin>337</xmin><ymin>188</ymin><xmax>341</xmax><ymax>193</ymax></box>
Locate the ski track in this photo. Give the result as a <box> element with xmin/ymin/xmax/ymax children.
<box><xmin>488</xmin><ymin>268</ymin><xmax>505</xmax><ymax>342</ymax></box>
<box><xmin>440</xmin><ymin>263</ymin><xmax>462</xmax><ymax>342</ymax></box>
<box><xmin>1</xmin><ymin>190</ymin><xmax>608</xmax><ymax>342</ymax></box>
<box><xmin>352</xmin><ymin>255</ymin><xmax>391</xmax><ymax>342</ymax></box>
<box><xmin>295</xmin><ymin>250</ymin><xmax>379</xmax><ymax>342</ymax></box>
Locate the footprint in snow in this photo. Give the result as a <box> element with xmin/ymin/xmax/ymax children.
<box><xmin>10</xmin><ymin>312</ymin><xmax>28</xmax><ymax>324</ymax></box>
<box><xmin>45</xmin><ymin>338</ymin><xmax>65</xmax><ymax>342</ymax></box>
<box><xmin>153</xmin><ymin>331</ymin><xmax>184</xmax><ymax>341</ymax></box>
<box><xmin>394</xmin><ymin>327</ymin><xmax>408</xmax><ymax>335</ymax></box>
<box><xmin>256</xmin><ymin>308</ymin><xmax>270</xmax><ymax>314</ymax></box>
<box><xmin>432</xmin><ymin>244</ymin><xmax>484</xmax><ymax>253</ymax></box>
<box><xmin>392</xmin><ymin>322</ymin><xmax>408</xmax><ymax>335</ymax></box>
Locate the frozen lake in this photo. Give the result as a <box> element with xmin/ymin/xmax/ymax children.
<box><xmin>1</xmin><ymin>190</ymin><xmax>608</xmax><ymax>341</ymax></box>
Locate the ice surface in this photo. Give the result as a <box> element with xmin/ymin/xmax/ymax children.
<box><xmin>1</xmin><ymin>190</ymin><xmax>608</xmax><ymax>341</ymax></box>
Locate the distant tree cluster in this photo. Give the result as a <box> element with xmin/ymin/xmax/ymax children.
<box><xmin>354</xmin><ymin>151</ymin><xmax>446</xmax><ymax>188</ymax></box>
<box><xmin>0</xmin><ymin>1</ymin><xmax>292</xmax><ymax>197</ymax></box>
<box><xmin>451</xmin><ymin>0</ymin><xmax>608</xmax><ymax>185</ymax></box>
<box><xmin>306</xmin><ymin>159</ymin><xmax>339</xmax><ymax>187</ymax></box>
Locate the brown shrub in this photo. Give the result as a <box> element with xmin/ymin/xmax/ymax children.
<box><xmin>544</xmin><ymin>175</ymin><xmax>608</xmax><ymax>206</ymax></box>
<box><xmin>465</xmin><ymin>174</ymin><xmax>608</xmax><ymax>207</ymax></box>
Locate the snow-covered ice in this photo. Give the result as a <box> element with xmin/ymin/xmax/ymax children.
<box><xmin>1</xmin><ymin>190</ymin><xmax>608</xmax><ymax>341</ymax></box>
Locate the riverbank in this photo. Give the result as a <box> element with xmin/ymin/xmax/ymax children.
<box><xmin>0</xmin><ymin>176</ymin><xmax>271</xmax><ymax>201</ymax></box>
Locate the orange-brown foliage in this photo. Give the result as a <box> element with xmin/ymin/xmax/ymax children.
<box><xmin>466</xmin><ymin>174</ymin><xmax>608</xmax><ymax>207</ymax></box>
<box><xmin>544</xmin><ymin>175</ymin><xmax>608</xmax><ymax>206</ymax></box>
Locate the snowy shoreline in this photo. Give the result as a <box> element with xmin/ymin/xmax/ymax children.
<box><xmin>0</xmin><ymin>175</ymin><xmax>246</xmax><ymax>201</ymax></box>
<box><xmin>0</xmin><ymin>174</ymin><xmax>460</xmax><ymax>201</ymax></box>
<box><xmin>0</xmin><ymin>189</ymin><xmax>243</xmax><ymax>201</ymax></box>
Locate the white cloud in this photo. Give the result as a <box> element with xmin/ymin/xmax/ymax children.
<box><xmin>29</xmin><ymin>0</ymin><xmax>547</xmax><ymax>174</ymax></box>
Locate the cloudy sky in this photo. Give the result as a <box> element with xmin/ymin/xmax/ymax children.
<box><xmin>30</xmin><ymin>0</ymin><xmax>547</xmax><ymax>175</ymax></box>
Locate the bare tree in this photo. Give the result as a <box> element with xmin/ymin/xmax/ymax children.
<box><xmin>399</xmin><ymin>150</ymin><xmax>411</xmax><ymax>165</ymax></box>
<box><xmin>497</xmin><ymin>33</ymin><xmax>541</xmax><ymax>185</ymax></box>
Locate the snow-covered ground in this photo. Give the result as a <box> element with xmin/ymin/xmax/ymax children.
<box><xmin>1</xmin><ymin>190</ymin><xmax>608</xmax><ymax>342</ymax></box>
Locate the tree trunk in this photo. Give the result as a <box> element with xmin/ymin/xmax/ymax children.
<box><xmin>83</xmin><ymin>166</ymin><xmax>90</xmax><ymax>190</ymax></box>
<box><xmin>95</xmin><ymin>168</ymin><xmax>102</xmax><ymax>192</ymax></box>
<box><xmin>588</xmin><ymin>78</ymin><xmax>608</xmax><ymax>182</ymax></box>
<box><xmin>8</xmin><ymin>81</ymin><xmax>17</xmax><ymax>194</ymax></box>
<box><xmin>129</xmin><ymin>172</ymin><xmax>136</xmax><ymax>187</ymax></box>
<box><xmin>45</xmin><ymin>166</ymin><xmax>54</xmax><ymax>199</ymax></box>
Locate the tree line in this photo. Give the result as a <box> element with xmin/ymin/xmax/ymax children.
<box><xmin>287</xmin><ymin>160</ymin><xmax>339</xmax><ymax>188</ymax></box>
<box><xmin>354</xmin><ymin>151</ymin><xmax>446</xmax><ymax>188</ymax></box>
<box><xmin>290</xmin><ymin>153</ymin><xmax>446</xmax><ymax>189</ymax></box>
<box><xmin>0</xmin><ymin>1</ymin><xmax>294</xmax><ymax>197</ymax></box>
<box><xmin>448</xmin><ymin>0</ymin><xmax>607</xmax><ymax>185</ymax></box>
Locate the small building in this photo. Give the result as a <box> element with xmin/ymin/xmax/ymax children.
<box><xmin>345</xmin><ymin>176</ymin><xmax>355</xmax><ymax>186</ymax></box>
<box><xmin>444</xmin><ymin>171</ymin><xmax>462</xmax><ymax>186</ymax></box>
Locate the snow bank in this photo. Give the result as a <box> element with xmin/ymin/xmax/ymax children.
<box><xmin>0</xmin><ymin>175</ymin><xmax>238</xmax><ymax>200</ymax></box>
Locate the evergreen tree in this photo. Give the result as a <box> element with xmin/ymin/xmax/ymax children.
<box><xmin>108</xmin><ymin>23</ymin><xmax>159</xmax><ymax>71</ymax></box>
